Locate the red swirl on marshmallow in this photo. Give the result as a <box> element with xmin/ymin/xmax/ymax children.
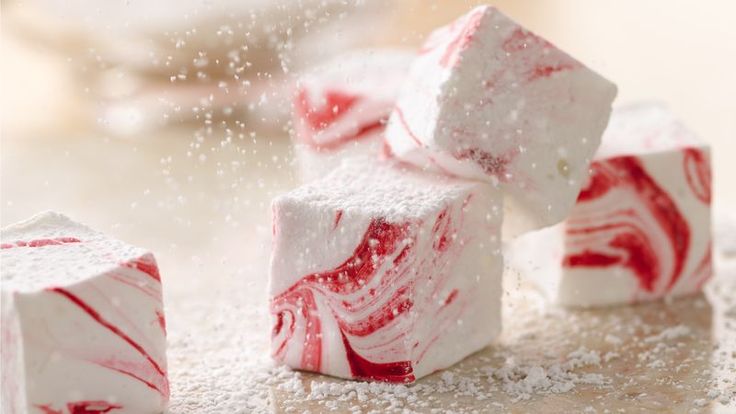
<box><xmin>384</xmin><ymin>5</ymin><xmax>617</xmax><ymax>235</ymax></box>
<box><xmin>292</xmin><ymin>50</ymin><xmax>414</xmax><ymax>181</ymax></box>
<box><xmin>509</xmin><ymin>103</ymin><xmax>712</xmax><ymax>306</ymax></box>
<box><xmin>269</xmin><ymin>159</ymin><xmax>502</xmax><ymax>382</ymax></box>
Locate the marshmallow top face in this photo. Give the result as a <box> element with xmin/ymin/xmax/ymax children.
<box><xmin>1</xmin><ymin>211</ymin><xmax>149</xmax><ymax>293</ymax></box>
<box><xmin>510</xmin><ymin>104</ymin><xmax>712</xmax><ymax>307</ymax></box>
<box><xmin>1</xmin><ymin>212</ymin><xmax>168</xmax><ymax>413</ymax></box>
<box><xmin>293</xmin><ymin>49</ymin><xmax>414</xmax><ymax>151</ymax></box>
<box><xmin>270</xmin><ymin>158</ymin><xmax>503</xmax><ymax>382</ymax></box>
<box><xmin>278</xmin><ymin>157</ymin><xmax>483</xmax><ymax>225</ymax></box>
<box><xmin>596</xmin><ymin>102</ymin><xmax>705</xmax><ymax>158</ymax></box>
<box><xmin>385</xmin><ymin>5</ymin><xmax>617</xmax><ymax>233</ymax></box>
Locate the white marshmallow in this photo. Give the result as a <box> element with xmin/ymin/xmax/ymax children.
<box><xmin>384</xmin><ymin>5</ymin><xmax>617</xmax><ymax>235</ymax></box>
<box><xmin>509</xmin><ymin>103</ymin><xmax>712</xmax><ymax>307</ymax></box>
<box><xmin>269</xmin><ymin>158</ymin><xmax>503</xmax><ymax>382</ymax></box>
<box><xmin>292</xmin><ymin>49</ymin><xmax>414</xmax><ymax>181</ymax></box>
<box><xmin>1</xmin><ymin>212</ymin><xmax>168</xmax><ymax>413</ymax></box>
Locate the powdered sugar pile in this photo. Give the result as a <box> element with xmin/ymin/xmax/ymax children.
<box><xmin>274</xmin><ymin>346</ymin><xmax>607</xmax><ymax>411</ymax></box>
<box><xmin>643</xmin><ymin>325</ymin><xmax>692</xmax><ymax>343</ymax></box>
<box><xmin>485</xmin><ymin>348</ymin><xmax>606</xmax><ymax>401</ymax></box>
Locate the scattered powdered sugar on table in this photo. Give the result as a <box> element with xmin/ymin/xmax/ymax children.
<box><xmin>643</xmin><ymin>325</ymin><xmax>692</xmax><ymax>343</ymax></box>
<box><xmin>277</xmin><ymin>346</ymin><xmax>607</xmax><ymax>409</ymax></box>
<box><xmin>484</xmin><ymin>348</ymin><xmax>606</xmax><ymax>401</ymax></box>
<box><xmin>163</xmin><ymin>216</ymin><xmax>736</xmax><ymax>413</ymax></box>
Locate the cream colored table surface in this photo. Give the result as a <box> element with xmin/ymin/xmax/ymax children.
<box><xmin>2</xmin><ymin>1</ymin><xmax>736</xmax><ymax>413</ymax></box>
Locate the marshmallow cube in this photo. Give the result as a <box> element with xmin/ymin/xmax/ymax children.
<box><xmin>269</xmin><ymin>159</ymin><xmax>503</xmax><ymax>382</ymax></box>
<box><xmin>292</xmin><ymin>49</ymin><xmax>414</xmax><ymax>181</ymax></box>
<box><xmin>509</xmin><ymin>103</ymin><xmax>712</xmax><ymax>307</ymax></box>
<box><xmin>384</xmin><ymin>5</ymin><xmax>617</xmax><ymax>234</ymax></box>
<box><xmin>1</xmin><ymin>212</ymin><xmax>169</xmax><ymax>413</ymax></box>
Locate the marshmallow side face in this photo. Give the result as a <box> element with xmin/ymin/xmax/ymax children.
<box><xmin>559</xmin><ymin>148</ymin><xmax>712</xmax><ymax>306</ymax></box>
<box><xmin>2</xmin><ymin>291</ymin><xmax>27</xmax><ymax>414</ymax></box>
<box><xmin>269</xmin><ymin>159</ymin><xmax>503</xmax><ymax>382</ymax></box>
<box><xmin>1</xmin><ymin>212</ymin><xmax>169</xmax><ymax>413</ymax></box>
<box><xmin>385</xmin><ymin>5</ymin><xmax>617</xmax><ymax>234</ymax></box>
<box><xmin>292</xmin><ymin>50</ymin><xmax>415</xmax><ymax>181</ymax></box>
<box><xmin>510</xmin><ymin>104</ymin><xmax>712</xmax><ymax>307</ymax></box>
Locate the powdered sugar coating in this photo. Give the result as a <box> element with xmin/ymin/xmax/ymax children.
<box><xmin>270</xmin><ymin>158</ymin><xmax>503</xmax><ymax>382</ymax></box>
<box><xmin>1</xmin><ymin>211</ymin><xmax>168</xmax><ymax>413</ymax></box>
<box><xmin>279</xmin><ymin>158</ymin><xmax>486</xmax><ymax>223</ymax></box>
<box><xmin>384</xmin><ymin>5</ymin><xmax>617</xmax><ymax>235</ymax></box>
<box><xmin>294</xmin><ymin>136</ymin><xmax>384</xmax><ymax>182</ymax></box>
<box><xmin>2</xmin><ymin>211</ymin><xmax>148</xmax><ymax>292</ymax></box>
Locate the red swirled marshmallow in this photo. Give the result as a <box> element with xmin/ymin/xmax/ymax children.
<box><xmin>269</xmin><ymin>158</ymin><xmax>503</xmax><ymax>382</ymax></box>
<box><xmin>292</xmin><ymin>49</ymin><xmax>415</xmax><ymax>182</ymax></box>
<box><xmin>1</xmin><ymin>212</ymin><xmax>169</xmax><ymax>413</ymax></box>
<box><xmin>509</xmin><ymin>103</ymin><xmax>712</xmax><ymax>307</ymax></box>
<box><xmin>383</xmin><ymin>5</ymin><xmax>617</xmax><ymax>236</ymax></box>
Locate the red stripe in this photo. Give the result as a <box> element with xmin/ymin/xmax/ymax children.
<box><xmin>109</xmin><ymin>274</ymin><xmax>160</xmax><ymax>301</ymax></box>
<box><xmin>333</xmin><ymin>210</ymin><xmax>344</xmax><ymax>230</ymax></box>
<box><xmin>48</xmin><ymin>287</ymin><xmax>167</xmax><ymax>380</ymax></box>
<box><xmin>682</xmin><ymin>148</ymin><xmax>711</xmax><ymax>205</ymax></box>
<box><xmin>68</xmin><ymin>401</ymin><xmax>122</xmax><ymax>414</ymax></box>
<box><xmin>34</xmin><ymin>405</ymin><xmax>63</xmax><ymax>414</ymax></box>
<box><xmin>439</xmin><ymin>8</ymin><xmax>484</xmax><ymax>68</ymax></box>
<box><xmin>394</xmin><ymin>106</ymin><xmax>424</xmax><ymax>147</ymax></box>
<box><xmin>340</xmin><ymin>330</ymin><xmax>415</xmax><ymax>383</ymax></box>
<box><xmin>122</xmin><ymin>257</ymin><xmax>161</xmax><ymax>282</ymax></box>
<box><xmin>393</xmin><ymin>106</ymin><xmax>458</xmax><ymax>177</ymax></box>
<box><xmin>104</xmin><ymin>365</ymin><xmax>166</xmax><ymax>397</ymax></box>
<box><xmin>1</xmin><ymin>237</ymin><xmax>81</xmax><ymax>249</ymax></box>
<box><xmin>296</xmin><ymin>89</ymin><xmax>359</xmax><ymax>131</ymax></box>
<box><xmin>443</xmin><ymin>289</ymin><xmax>459</xmax><ymax>307</ymax></box>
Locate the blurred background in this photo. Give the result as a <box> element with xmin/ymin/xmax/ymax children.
<box><xmin>3</xmin><ymin>0</ymin><xmax>736</xmax><ymax>306</ymax></box>
<box><xmin>2</xmin><ymin>1</ymin><xmax>736</xmax><ymax>411</ymax></box>
<box><xmin>2</xmin><ymin>0</ymin><xmax>735</xmax><ymax>312</ymax></box>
